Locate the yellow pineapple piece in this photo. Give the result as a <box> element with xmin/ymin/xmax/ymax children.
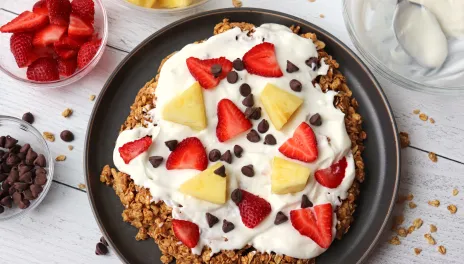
<box><xmin>126</xmin><ymin>0</ymin><xmax>157</xmax><ymax>8</ymax></box>
<box><xmin>162</xmin><ymin>82</ymin><xmax>207</xmax><ymax>130</ymax></box>
<box><xmin>155</xmin><ymin>0</ymin><xmax>193</xmax><ymax>8</ymax></box>
<box><xmin>260</xmin><ymin>83</ymin><xmax>303</xmax><ymax>130</ymax></box>
<box><xmin>271</xmin><ymin>157</ymin><xmax>311</xmax><ymax>194</ymax></box>
<box><xmin>179</xmin><ymin>163</ymin><xmax>227</xmax><ymax>204</ymax></box>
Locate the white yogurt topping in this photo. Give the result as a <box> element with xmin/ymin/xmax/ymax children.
<box><xmin>113</xmin><ymin>24</ymin><xmax>355</xmax><ymax>259</ymax></box>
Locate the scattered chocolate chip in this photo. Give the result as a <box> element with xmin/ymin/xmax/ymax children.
<box><xmin>301</xmin><ymin>194</ymin><xmax>313</xmax><ymax>208</ymax></box>
<box><xmin>246</xmin><ymin>129</ymin><xmax>260</xmax><ymax>143</ymax></box>
<box><xmin>30</xmin><ymin>184</ymin><xmax>43</xmax><ymax>198</ymax></box>
<box><xmin>222</xmin><ymin>219</ymin><xmax>235</xmax><ymax>233</ymax></box>
<box><xmin>4</xmin><ymin>136</ymin><xmax>18</xmax><ymax>149</ymax></box>
<box><xmin>242</xmin><ymin>94</ymin><xmax>254</xmax><ymax>107</ymax></box>
<box><xmin>26</xmin><ymin>149</ymin><xmax>38</xmax><ymax>165</ymax></box>
<box><xmin>0</xmin><ymin>196</ymin><xmax>12</xmax><ymax>208</ymax></box>
<box><xmin>241</xmin><ymin>165</ymin><xmax>254</xmax><ymax>177</ymax></box>
<box><xmin>231</xmin><ymin>189</ymin><xmax>242</xmax><ymax>204</ymax></box>
<box><xmin>0</xmin><ymin>136</ymin><xmax>5</xmax><ymax>148</ymax></box>
<box><xmin>148</xmin><ymin>156</ymin><xmax>163</xmax><ymax>168</ymax></box>
<box><xmin>23</xmin><ymin>189</ymin><xmax>34</xmax><ymax>200</ymax></box>
<box><xmin>19</xmin><ymin>143</ymin><xmax>30</xmax><ymax>153</ymax></box>
<box><xmin>264</xmin><ymin>134</ymin><xmax>276</xmax><ymax>145</ymax></box>
<box><xmin>286</xmin><ymin>60</ymin><xmax>299</xmax><ymax>73</ymax></box>
<box><xmin>257</xmin><ymin>119</ymin><xmax>269</xmax><ymax>134</ymax></box>
<box><xmin>165</xmin><ymin>140</ymin><xmax>178</xmax><ymax>151</ymax></box>
<box><xmin>100</xmin><ymin>236</ymin><xmax>109</xmax><ymax>247</ymax></box>
<box><xmin>22</xmin><ymin>112</ymin><xmax>34</xmax><ymax>124</ymax></box>
<box><xmin>305</xmin><ymin>57</ymin><xmax>318</xmax><ymax>70</ymax></box>
<box><xmin>18</xmin><ymin>199</ymin><xmax>30</xmax><ymax>209</ymax></box>
<box><xmin>290</xmin><ymin>79</ymin><xmax>302</xmax><ymax>92</ymax></box>
<box><xmin>309</xmin><ymin>113</ymin><xmax>322</xmax><ymax>126</ymax></box>
<box><xmin>220</xmin><ymin>150</ymin><xmax>232</xmax><ymax>164</ymax></box>
<box><xmin>239</xmin><ymin>83</ymin><xmax>251</xmax><ymax>96</ymax></box>
<box><xmin>245</xmin><ymin>107</ymin><xmax>261</xmax><ymax>120</ymax></box>
<box><xmin>337</xmin><ymin>196</ymin><xmax>342</xmax><ymax>203</ymax></box>
<box><xmin>95</xmin><ymin>242</ymin><xmax>109</xmax><ymax>255</ymax></box>
<box><xmin>210</xmin><ymin>64</ymin><xmax>222</xmax><ymax>77</ymax></box>
<box><xmin>227</xmin><ymin>71</ymin><xmax>239</xmax><ymax>84</ymax></box>
<box><xmin>233</xmin><ymin>145</ymin><xmax>243</xmax><ymax>158</ymax></box>
<box><xmin>206</xmin><ymin>212</ymin><xmax>219</xmax><ymax>228</ymax></box>
<box><xmin>209</xmin><ymin>149</ymin><xmax>221</xmax><ymax>162</ymax></box>
<box><xmin>233</xmin><ymin>58</ymin><xmax>244</xmax><ymax>71</ymax></box>
<box><xmin>274</xmin><ymin>211</ymin><xmax>288</xmax><ymax>225</ymax></box>
<box><xmin>34</xmin><ymin>173</ymin><xmax>47</xmax><ymax>185</ymax></box>
<box><xmin>60</xmin><ymin>130</ymin><xmax>74</xmax><ymax>142</ymax></box>
<box><xmin>213</xmin><ymin>165</ymin><xmax>226</xmax><ymax>177</ymax></box>
<box><xmin>33</xmin><ymin>154</ymin><xmax>46</xmax><ymax>167</ymax></box>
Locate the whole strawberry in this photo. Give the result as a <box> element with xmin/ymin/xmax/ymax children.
<box><xmin>235</xmin><ymin>189</ymin><xmax>271</xmax><ymax>228</ymax></box>
<box><xmin>71</xmin><ymin>0</ymin><xmax>95</xmax><ymax>24</ymax></box>
<box><xmin>77</xmin><ymin>39</ymin><xmax>101</xmax><ymax>68</ymax></box>
<box><xmin>27</xmin><ymin>57</ymin><xmax>59</xmax><ymax>81</ymax></box>
<box><xmin>10</xmin><ymin>33</ymin><xmax>36</xmax><ymax>68</ymax></box>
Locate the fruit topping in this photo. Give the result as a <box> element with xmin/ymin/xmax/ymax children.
<box><xmin>118</xmin><ymin>135</ymin><xmax>152</xmax><ymax>164</ymax></box>
<box><xmin>186</xmin><ymin>57</ymin><xmax>232</xmax><ymax>89</ymax></box>
<box><xmin>54</xmin><ymin>35</ymin><xmax>84</xmax><ymax>50</ymax></box>
<box><xmin>314</xmin><ymin>157</ymin><xmax>348</xmax><ymax>188</ymax></box>
<box><xmin>57</xmin><ymin>58</ymin><xmax>77</xmax><ymax>76</ymax></box>
<box><xmin>216</xmin><ymin>99</ymin><xmax>252</xmax><ymax>142</ymax></box>
<box><xmin>68</xmin><ymin>13</ymin><xmax>93</xmax><ymax>38</ymax></box>
<box><xmin>71</xmin><ymin>0</ymin><xmax>95</xmax><ymax>24</ymax></box>
<box><xmin>179</xmin><ymin>163</ymin><xmax>227</xmax><ymax>204</ymax></box>
<box><xmin>47</xmin><ymin>0</ymin><xmax>72</xmax><ymax>26</ymax></box>
<box><xmin>33</xmin><ymin>1</ymin><xmax>49</xmax><ymax>16</ymax></box>
<box><xmin>26</xmin><ymin>57</ymin><xmax>59</xmax><ymax>81</ymax></box>
<box><xmin>0</xmin><ymin>11</ymin><xmax>49</xmax><ymax>33</ymax></box>
<box><xmin>10</xmin><ymin>33</ymin><xmax>36</xmax><ymax>68</ymax></box>
<box><xmin>77</xmin><ymin>39</ymin><xmax>101</xmax><ymax>68</ymax></box>
<box><xmin>166</xmin><ymin>137</ymin><xmax>207</xmax><ymax>171</ymax></box>
<box><xmin>279</xmin><ymin>122</ymin><xmax>318</xmax><ymax>163</ymax></box>
<box><xmin>242</xmin><ymin>42</ymin><xmax>283</xmax><ymax>77</ymax></box>
<box><xmin>172</xmin><ymin>219</ymin><xmax>199</xmax><ymax>249</ymax></box>
<box><xmin>32</xmin><ymin>24</ymin><xmax>67</xmax><ymax>47</ymax></box>
<box><xmin>290</xmin><ymin>203</ymin><xmax>333</xmax><ymax>248</ymax></box>
<box><xmin>126</xmin><ymin>0</ymin><xmax>157</xmax><ymax>8</ymax></box>
<box><xmin>235</xmin><ymin>189</ymin><xmax>271</xmax><ymax>228</ymax></box>
<box><xmin>55</xmin><ymin>48</ymin><xmax>77</xmax><ymax>59</ymax></box>
<box><xmin>271</xmin><ymin>157</ymin><xmax>311</xmax><ymax>194</ymax></box>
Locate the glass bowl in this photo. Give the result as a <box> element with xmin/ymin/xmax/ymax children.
<box><xmin>0</xmin><ymin>116</ymin><xmax>54</xmax><ymax>221</ymax></box>
<box><xmin>114</xmin><ymin>0</ymin><xmax>210</xmax><ymax>14</ymax></box>
<box><xmin>0</xmin><ymin>0</ymin><xmax>108</xmax><ymax>89</ymax></box>
<box><xmin>343</xmin><ymin>0</ymin><xmax>464</xmax><ymax>95</ymax></box>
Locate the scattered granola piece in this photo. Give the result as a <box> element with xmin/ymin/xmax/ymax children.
<box><xmin>399</xmin><ymin>132</ymin><xmax>410</xmax><ymax>148</ymax></box>
<box><xmin>429</xmin><ymin>118</ymin><xmax>435</xmax><ymax>124</ymax></box>
<box><xmin>419</xmin><ymin>113</ymin><xmax>428</xmax><ymax>121</ymax></box>
<box><xmin>428</xmin><ymin>200</ymin><xmax>440</xmax><ymax>207</ymax></box>
<box><xmin>43</xmin><ymin>132</ymin><xmax>55</xmax><ymax>142</ymax></box>
<box><xmin>453</xmin><ymin>188</ymin><xmax>459</xmax><ymax>196</ymax></box>
<box><xmin>424</xmin><ymin>233</ymin><xmax>436</xmax><ymax>245</ymax></box>
<box><xmin>68</xmin><ymin>145</ymin><xmax>74</xmax><ymax>151</ymax></box>
<box><xmin>397</xmin><ymin>227</ymin><xmax>407</xmax><ymax>237</ymax></box>
<box><xmin>232</xmin><ymin>0</ymin><xmax>242</xmax><ymax>7</ymax></box>
<box><xmin>408</xmin><ymin>201</ymin><xmax>417</xmax><ymax>209</ymax></box>
<box><xmin>447</xmin><ymin>204</ymin><xmax>457</xmax><ymax>214</ymax></box>
<box><xmin>392</xmin><ymin>215</ymin><xmax>405</xmax><ymax>230</ymax></box>
<box><xmin>78</xmin><ymin>183</ymin><xmax>86</xmax><ymax>190</ymax></box>
<box><xmin>389</xmin><ymin>236</ymin><xmax>401</xmax><ymax>245</ymax></box>
<box><xmin>438</xmin><ymin>245</ymin><xmax>446</xmax><ymax>255</ymax></box>
<box><xmin>428</xmin><ymin>152</ymin><xmax>438</xmax><ymax>162</ymax></box>
<box><xmin>319</xmin><ymin>14</ymin><xmax>325</xmax><ymax>18</ymax></box>
<box><xmin>89</xmin><ymin>95</ymin><xmax>96</xmax><ymax>101</ymax></box>
<box><xmin>414</xmin><ymin>248</ymin><xmax>422</xmax><ymax>255</ymax></box>
<box><xmin>413</xmin><ymin>109</ymin><xmax>420</xmax><ymax>115</ymax></box>
<box><xmin>62</xmin><ymin>108</ymin><xmax>73</xmax><ymax>118</ymax></box>
<box><xmin>407</xmin><ymin>193</ymin><xmax>414</xmax><ymax>201</ymax></box>
<box><xmin>413</xmin><ymin>218</ymin><xmax>423</xmax><ymax>229</ymax></box>
<box><xmin>55</xmin><ymin>155</ymin><xmax>66</xmax><ymax>161</ymax></box>
<box><xmin>407</xmin><ymin>225</ymin><xmax>415</xmax><ymax>234</ymax></box>
<box><xmin>430</xmin><ymin>224</ymin><xmax>437</xmax><ymax>233</ymax></box>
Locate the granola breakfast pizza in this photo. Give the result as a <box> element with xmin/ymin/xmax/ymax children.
<box><xmin>100</xmin><ymin>19</ymin><xmax>365</xmax><ymax>263</ymax></box>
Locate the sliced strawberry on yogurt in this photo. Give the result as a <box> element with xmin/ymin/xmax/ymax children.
<box><xmin>186</xmin><ymin>57</ymin><xmax>233</xmax><ymax>89</ymax></box>
<box><xmin>216</xmin><ymin>99</ymin><xmax>252</xmax><ymax>142</ymax></box>
<box><xmin>315</xmin><ymin>157</ymin><xmax>348</xmax><ymax>188</ymax></box>
<box><xmin>118</xmin><ymin>135</ymin><xmax>152</xmax><ymax>164</ymax></box>
<box><xmin>290</xmin><ymin>203</ymin><xmax>333</xmax><ymax>248</ymax></box>
<box><xmin>172</xmin><ymin>219</ymin><xmax>200</xmax><ymax>249</ymax></box>
<box><xmin>242</xmin><ymin>42</ymin><xmax>283</xmax><ymax>77</ymax></box>
<box><xmin>236</xmin><ymin>189</ymin><xmax>272</xmax><ymax>228</ymax></box>
<box><xmin>166</xmin><ymin>137</ymin><xmax>208</xmax><ymax>171</ymax></box>
<box><xmin>279</xmin><ymin>122</ymin><xmax>318</xmax><ymax>163</ymax></box>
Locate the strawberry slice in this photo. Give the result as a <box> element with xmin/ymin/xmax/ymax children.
<box><xmin>186</xmin><ymin>57</ymin><xmax>232</xmax><ymax>89</ymax></box>
<box><xmin>290</xmin><ymin>203</ymin><xmax>333</xmax><ymax>248</ymax></box>
<box><xmin>242</xmin><ymin>42</ymin><xmax>283</xmax><ymax>77</ymax></box>
<box><xmin>33</xmin><ymin>0</ymin><xmax>49</xmax><ymax>16</ymax></box>
<box><xmin>68</xmin><ymin>13</ymin><xmax>94</xmax><ymax>38</ymax></box>
<box><xmin>172</xmin><ymin>219</ymin><xmax>200</xmax><ymax>249</ymax></box>
<box><xmin>77</xmin><ymin>39</ymin><xmax>101</xmax><ymax>68</ymax></box>
<box><xmin>26</xmin><ymin>57</ymin><xmax>59</xmax><ymax>82</ymax></box>
<box><xmin>58</xmin><ymin>58</ymin><xmax>77</xmax><ymax>76</ymax></box>
<box><xmin>236</xmin><ymin>189</ymin><xmax>272</xmax><ymax>228</ymax></box>
<box><xmin>216</xmin><ymin>99</ymin><xmax>252</xmax><ymax>142</ymax></box>
<box><xmin>315</xmin><ymin>157</ymin><xmax>348</xmax><ymax>188</ymax></box>
<box><xmin>0</xmin><ymin>11</ymin><xmax>49</xmax><ymax>33</ymax></box>
<box><xmin>71</xmin><ymin>0</ymin><xmax>95</xmax><ymax>24</ymax></box>
<box><xmin>10</xmin><ymin>33</ymin><xmax>36</xmax><ymax>68</ymax></box>
<box><xmin>55</xmin><ymin>35</ymin><xmax>84</xmax><ymax>50</ymax></box>
<box><xmin>55</xmin><ymin>48</ymin><xmax>77</xmax><ymax>59</ymax></box>
<box><xmin>118</xmin><ymin>136</ymin><xmax>152</xmax><ymax>164</ymax></box>
<box><xmin>32</xmin><ymin>24</ymin><xmax>67</xmax><ymax>47</ymax></box>
<box><xmin>166</xmin><ymin>137</ymin><xmax>208</xmax><ymax>171</ymax></box>
<box><xmin>47</xmin><ymin>0</ymin><xmax>72</xmax><ymax>26</ymax></box>
<box><xmin>279</xmin><ymin>122</ymin><xmax>318</xmax><ymax>163</ymax></box>
<box><xmin>33</xmin><ymin>46</ymin><xmax>56</xmax><ymax>58</ymax></box>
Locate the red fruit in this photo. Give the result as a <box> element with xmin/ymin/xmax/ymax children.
<box><xmin>290</xmin><ymin>204</ymin><xmax>333</xmax><ymax>248</ymax></box>
<box><xmin>10</xmin><ymin>33</ymin><xmax>36</xmax><ymax>68</ymax></box>
<box><xmin>172</xmin><ymin>219</ymin><xmax>200</xmax><ymax>249</ymax></box>
<box><xmin>33</xmin><ymin>0</ymin><xmax>49</xmax><ymax>16</ymax></box>
<box><xmin>47</xmin><ymin>0</ymin><xmax>72</xmax><ymax>26</ymax></box>
<box><xmin>56</xmin><ymin>48</ymin><xmax>77</xmax><ymax>59</ymax></box>
<box><xmin>58</xmin><ymin>58</ymin><xmax>77</xmax><ymax>76</ymax></box>
<box><xmin>236</xmin><ymin>189</ymin><xmax>272</xmax><ymax>228</ymax></box>
<box><xmin>76</xmin><ymin>39</ymin><xmax>101</xmax><ymax>68</ymax></box>
<box><xmin>186</xmin><ymin>57</ymin><xmax>233</xmax><ymax>89</ymax></box>
<box><xmin>314</xmin><ymin>157</ymin><xmax>348</xmax><ymax>188</ymax></box>
<box><xmin>32</xmin><ymin>24</ymin><xmax>67</xmax><ymax>47</ymax></box>
<box><xmin>216</xmin><ymin>99</ymin><xmax>252</xmax><ymax>142</ymax></box>
<box><xmin>33</xmin><ymin>46</ymin><xmax>56</xmax><ymax>58</ymax></box>
<box><xmin>242</xmin><ymin>42</ymin><xmax>283</xmax><ymax>77</ymax></box>
<box><xmin>279</xmin><ymin>122</ymin><xmax>318</xmax><ymax>163</ymax></box>
<box><xmin>71</xmin><ymin>0</ymin><xmax>95</xmax><ymax>24</ymax></box>
<box><xmin>55</xmin><ymin>35</ymin><xmax>84</xmax><ymax>50</ymax></box>
<box><xmin>26</xmin><ymin>57</ymin><xmax>59</xmax><ymax>82</ymax></box>
<box><xmin>166</xmin><ymin>137</ymin><xmax>208</xmax><ymax>171</ymax></box>
<box><xmin>68</xmin><ymin>13</ymin><xmax>94</xmax><ymax>38</ymax></box>
<box><xmin>0</xmin><ymin>11</ymin><xmax>49</xmax><ymax>33</ymax></box>
<box><xmin>118</xmin><ymin>136</ymin><xmax>152</xmax><ymax>164</ymax></box>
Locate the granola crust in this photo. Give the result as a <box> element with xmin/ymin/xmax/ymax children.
<box><xmin>100</xmin><ymin>19</ymin><xmax>365</xmax><ymax>264</ymax></box>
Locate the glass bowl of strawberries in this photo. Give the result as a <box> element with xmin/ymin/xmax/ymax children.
<box><xmin>0</xmin><ymin>0</ymin><xmax>108</xmax><ymax>89</ymax></box>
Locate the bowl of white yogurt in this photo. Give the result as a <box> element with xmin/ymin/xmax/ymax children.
<box><xmin>343</xmin><ymin>0</ymin><xmax>464</xmax><ymax>94</ymax></box>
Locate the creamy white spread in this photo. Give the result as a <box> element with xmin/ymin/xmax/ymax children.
<box><xmin>113</xmin><ymin>24</ymin><xmax>355</xmax><ymax>259</ymax></box>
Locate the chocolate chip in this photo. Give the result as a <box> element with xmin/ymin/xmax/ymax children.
<box><xmin>246</xmin><ymin>129</ymin><xmax>260</xmax><ymax>143</ymax></box>
<box><xmin>8</xmin><ymin>186</ymin><xmax>16</xmax><ymax>195</ymax></box>
<box><xmin>231</xmin><ymin>189</ymin><xmax>242</xmax><ymax>204</ymax></box>
<box><xmin>239</xmin><ymin>83</ymin><xmax>251</xmax><ymax>96</ymax></box>
<box><xmin>22</xmin><ymin>112</ymin><xmax>34</xmax><ymax>124</ymax></box>
<box><xmin>337</xmin><ymin>196</ymin><xmax>342</xmax><ymax>203</ymax></box>
<box><xmin>256</xmin><ymin>120</ymin><xmax>269</xmax><ymax>134</ymax></box>
<box><xmin>227</xmin><ymin>71</ymin><xmax>239</xmax><ymax>84</ymax></box>
<box><xmin>6</xmin><ymin>154</ymin><xmax>21</xmax><ymax>166</ymax></box>
<box><xmin>0</xmin><ymin>136</ymin><xmax>5</xmax><ymax>148</ymax></box>
<box><xmin>309</xmin><ymin>113</ymin><xmax>322</xmax><ymax>126</ymax></box>
<box><xmin>305</xmin><ymin>57</ymin><xmax>318</xmax><ymax>70</ymax></box>
<box><xmin>0</xmin><ymin>173</ymin><xmax>7</xmax><ymax>182</ymax></box>
<box><xmin>209</xmin><ymin>149</ymin><xmax>221</xmax><ymax>162</ymax></box>
<box><xmin>18</xmin><ymin>199</ymin><xmax>30</xmax><ymax>209</ymax></box>
<box><xmin>301</xmin><ymin>194</ymin><xmax>313</xmax><ymax>208</ymax></box>
<box><xmin>95</xmin><ymin>242</ymin><xmax>109</xmax><ymax>255</ymax></box>
<box><xmin>100</xmin><ymin>236</ymin><xmax>109</xmax><ymax>247</ymax></box>
<box><xmin>17</xmin><ymin>152</ymin><xmax>26</xmax><ymax>161</ymax></box>
<box><xmin>286</xmin><ymin>60</ymin><xmax>299</xmax><ymax>73</ymax></box>
<box><xmin>35</xmin><ymin>167</ymin><xmax>46</xmax><ymax>176</ymax></box>
<box><xmin>206</xmin><ymin>212</ymin><xmax>219</xmax><ymax>228</ymax></box>
<box><xmin>23</xmin><ymin>189</ymin><xmax>34</xmax><ymax>200</ymax></box>
<box><xmin>4</xmin><ymin>136</ymin><xmax>18</xmax><ymax>149</ymax></box>
<box><xmin>245</xmin><ymin>107</ymin><xmax>261</xmax><ymax>120</ymax></box>
<box><xmin>34</xmin><ymin>173</ymin><xmax>47</xmax><ymax>185</ymax></box>
<box><xmin>2</xmin><ymin>182</ymin><xmax>10</xmax><ymax>192</ymax></box>
<box><xmin>9</xmin><ymin>144</ymin><xmax>21</xmax><ymax>154</ymax></box>
<box><xmin>264</xmin><ymin>134</ymin><xmax>276</xmax><ymax>145</ymax></box>
<box><xmin>233</xmin><ymin>58</ymin><xmax>244</xmax><ymax>71</ymax></box>
<box><xmin>60</xmin><ymin>130</ymin><xmax>74</xmax><ymax>142</ymax></box>
<box><xmin>19</xmin><ymin>143</ymin><xmax>30</xmax><ymax>153</ymax></box>
<box><xmin>0</xmin><ymin>206</ymin><xmax>3</xmax><ymax>214</ymax></box>
<box><xmin>222</xmin><ymin>219</ymin><xmax>235</xmax><ymax>233</ymax></box>
<box><xmin>274</xmin><ymin>211</ymin><xmax>288</xmax><ymax>225</ymax></box>
<box><xmin>18</xmin><ymin>164</ymin><xmax>33</xmax><ymax>175</ymax></box>
<box><xmin>14</xmin><ymin>182</ymin><xmax>29</xmax><ymax>192</ymax></box>
<box><xmin>7</xmin><ymin>167</ymin><xmax>19</xmax><ymax>184</ymax></box>
<box><xmin>26</xmin><ymin>149</ymin><xmax>38</xmax><ymax>165</ymax></box>
<box><xmin>148</xmin><ymin>156</ymin><xmax>163</xmax><ymax>168</ymax></box>
<box><xmin>241</xmin><ymin>165</ymin><xmax>254</xmax><ymax>177</ymax></box>
<box><xmin>233</xmin><ymin>145</ymin><xmax>243</xmax><ymax>158</ymax></box>
<box><xmin>19</xmin><ymin>171</ymin><xmax>33</xmax><ymax>184</ymax></box>
<box><xmin>30</xmin><ymin>184</ymin><xmax>43</xmax><ymax>198</ymax></box>
<box><xmin>165</xmin><ymin>140</ymin><xmax>178</xmax><ymax>151</ymax></box>
<box><xmin>213</xmin><ymin>165</ymin><xmax>226</xmax><ymax>177</ymax></box>
<box><xmin>220</xmin><ymin>150</ymin><xmax>232</xmax><ymax>164</ymax></box>
<box><xmin>1</xmin><ymin>163</ymin><xmax>10</xmax><ymax>174</ymax></box>
<box><xmin>33</xmin><ymin>154</ymin><xmax>46</xmax><ymax>167</ymax></box>
<box><xmin>290</xmin><ymin>79</ymin><xmax>302</xmax><ymax>92</ymax></box>
<box><xmin>242</xmin><ymin>94</ymin><xmax>254</xmax><ymax>107</ymax></box>
<box><xmin>211</xmin><ymin>64</ymin><xmax>222</xmax><ymax>77</ymax></box>
<box><xmin>0</xmin><ymin>196</ymin><xmax>12</xmax><ymax>208</ymax></box>
<box><xmin>12</xmin><ymin>192</ymin><xmax>22</xmax><ymax>206</ymax></box>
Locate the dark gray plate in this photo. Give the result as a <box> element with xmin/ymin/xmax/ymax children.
<box><xmin>85</xmin><ymin>8</ymin><xmax>400</xmax><ymax>264</ymax></box>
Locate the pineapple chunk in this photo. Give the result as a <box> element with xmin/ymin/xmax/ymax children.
<box><xmin>179</xmin><ymin>163</ymin><xmax>227</xmax><ymax>204</ymax></box>
<box><xmin>162</xmin><ymin>82</ymin><xmax>207</xmax><ymax>130</ymax></box>
<box><xmin>260</xmin><ymin>83</ymin><xmax>303</xmax><ymax>130</ymax></box>
<box><xmin>126</xmin><ymin>0</ymin><xmax>157</xmax><ymax>8</ymax></box>
<box><xmin>271</xmin><ymin>157</ymin><xmax>311</xmax><ymax>194</ymax></box>
<box><xmin>155</xmin><ymin>0</ymin><xmax>193</xmax><ymax>8</ymax></box>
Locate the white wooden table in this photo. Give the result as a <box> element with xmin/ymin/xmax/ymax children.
<box><xmin>0</xmin><ymin>0</ymin><xmax>463</xmax><ymax>263</ymax></box>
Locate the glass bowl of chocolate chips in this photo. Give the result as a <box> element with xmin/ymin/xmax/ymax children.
<box><xmin>0</xmin><ymin>116</ymin><xmax>54</xmax><ymax>220</ymax></box>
